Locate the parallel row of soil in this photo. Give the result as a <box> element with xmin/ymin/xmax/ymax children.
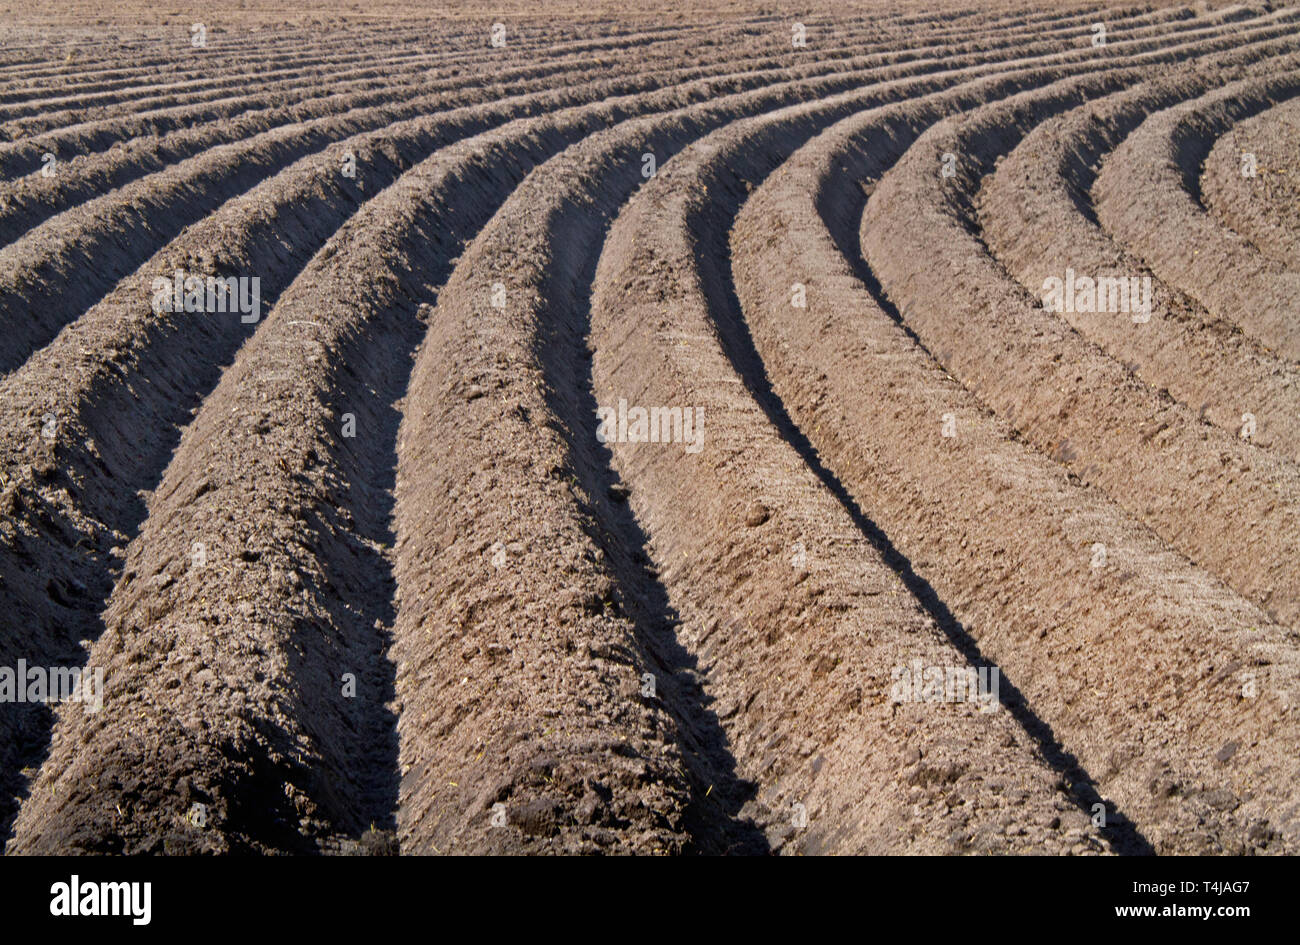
<box><xmin>3</xmin><ymin>2</ymin><xmax>1298</xmax><ymax>854</ymax></box>
<box><xmin>1201</xmin><ymin>96</ymin><xmax>1300</xmax><ymax>265</ymax></box>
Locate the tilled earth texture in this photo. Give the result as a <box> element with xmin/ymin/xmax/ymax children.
<box><xmin>0</xmin><ymin>0</ymin><xmax>1298</xmax><ymax>856</ymax></box>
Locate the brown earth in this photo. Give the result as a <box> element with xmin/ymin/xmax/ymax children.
<box><xmin>1</xmin><ymin>0</ymin><xmax>1298</xmax><ymax>855</ymax></box>
<box><xmin>1202</xmin><ymin>95</ymin><xmax>1300</xmax><ymax>267</ymax></box>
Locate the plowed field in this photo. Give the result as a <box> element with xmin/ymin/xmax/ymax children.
<box><xmin>2</xmin><ymin>0</ymin><xmax>1298</xmax><ymax>855</ymax></box>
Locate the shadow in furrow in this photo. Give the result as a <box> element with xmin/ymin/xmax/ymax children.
<box><xmin>307</xmin><ymin>327</ymin><xmax>416</xmax><ymax>837</ymax></box>
<box><xmin>1170</xmin><ymin>82</ymin><xmax>1300</xmax><ymax>206</ymax></box>
<box><xmin>0</xmin><ymin>136</ymin><xmax>337</xmax><ymax>378</ymax></box>
<box><xmin>822</xmin><ymin>158</ymin><xmax>981</xmax><ymax>369</ymax></box>
<box><xmin>534</xmin><ymin>203</ymin><xmax>769</xmax><ymax>856</ymax></box>
<box><xmin>0</xmin><ymin>298</ymin><xmax>259</xmax><ymax>847</ymax></box>
<box><xmin>0</xmin><ymin>142</ymin><xmax>432</xmax><ymax>849</ymax></box>
<box><xmin>689</xmin><ymin>154</ymin><xmax>1155</xmax><ymax>855</ymax></box>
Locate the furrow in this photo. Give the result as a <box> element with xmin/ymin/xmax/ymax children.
<box><xmin>862</xmin><ymin>51</ymin><xmax>1300</xmax><ymax>630</ymax></box>
<box><xmin>977</xmin><ymin>33</ymin><xmax>1300</xmax><ymax>465</ymax></box>
<box><xmin>1094</xmin><ymin>71</ymin><xmax>1300</xmax><ymax>361</ymax></box>
<box><xmin>0</xmin><ymin>5</ymin><xmax>1123</xmax><ymax>377</ymax></box>
<box><xmin>0</xmin><ymin>25</ymin><xmax>706</xmax><ymax>135</ymax></box>
<box><xmin>7</xmin><ymin>93</ymin><xmax>708</xmax><ymax>854</ymax></box>
<box><xmin>384</xmin><ymin>0</ymin><xmax>1188</xmax><ymax>856</ymax></box>
<box><xmin>1201</xmin><ymin>96</ymin><xmax>1300</xmax><ymax>265</ymax></box>
<box><xmin>729</xmin><ymin>48</ymin><xmax>1300</xmax><ymax>854</ymax></box>
<box><xmin>0</xmin><ymin>5</ymin><xmax>1073</xmax><ymax>182</ymax></box>
<box><xmin>0</xmin><ymin>85</ymin><xmax>660</xmax><ymax>849</ymax></box>
<box><xmin>0</xmin><ymin>51</ymin><xmax>789</xmax><ymax>374</ymax></box>
<box><xmin>586</xmin><ymin>96</ymin><xmax>1119</xmax><ymax>854</ymax></box>
<box><xmin>0</xmin><ymin>10</ymin><xmax>1045</xmax><ymax>245</ymax></box>
<box><xmin>0</xmin><ymin>16</ymin><xmax>1068</xmax><ymax>850</ymax></box>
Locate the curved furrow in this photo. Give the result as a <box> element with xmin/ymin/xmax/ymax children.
<box><xmin>0</xmin><ymin>23</ymin><xmax>713</xmax><ymax>132</ymax></box>
<box><xmin>0</xmin><ymin>115</ymin><xmax>482</xmax><ymax>851</ymax></box>
<box><xmin>2</xmin><ymin>3</ymin><xmax>1192</xmax><ymax>217</ymax></box>
<box><xmin>0</xmin><ymin>20</ymin><xmax>711</xmax><ymax>93</ymax></box>
<box><xmin>1202</xmin><ymin>96</ymin><xmax>1300</xmax><ymax>266</ymax></box>
<box><xmin>4</xmin><ymin>1</ymin><xmax>1186</xmax><ymax>138</ymax></box>
<box><xmin>0</xmin><ymin>49</ymin><xmax>451</xmax><ymax>122</ymax></box>
<box><xmin>0</xmin><ymin>7</ymin><xmax>1127</xmax><ymax>377</ymax></box>
<box><xmin>0</xmin><ymin>5</ymin><xmax>1069</xmax><ymax>180</ymax></box>
<box><xmin>0</xmin><ymin>28</ymin><xmax>680</xmax><ymax>145</ymax></box>
<box><xmin>0</xmin><ymin>38</ymin><xmax>733</xmax><ymax>179</ymax></box>
<box><xmin>381</xmin><ymin>1</ymin><xmax>1244</xmax><ymax>855</ymax></box>
<box><xmin>0</xmin><ymin>30</ymin><xmax>431</xmax><ymax>89</ymax></box>
<box><xmin>0</xmin><ymin>18</ymin><xmax>532</xmax><ymax>86</ymax></box>
<box><xmin>861</xmin><ymin>54</ymin><xmax>1300</xmax><ymax>631</ymax></box>
<box><xmin>382</xmin><ymin>13</ymin><xmax>1143</xmax><ymax>854</ymax></box>
<box><xmin>0</xmin><ymin>40</ymin><xmax>900</xmax><ymax>849</ymax></box>
<box><xmin>0</xmin><ymin>50</ymin><xmax>445</xmax><ymax>120</ymax></box>
<box><xmin>0</xmin><ymin>28</ymin><xmax>670</xmax><ymax>159</ymax></box>
<box><xmin>1094</xmin><ymin>71</ymin><xmax>1300</xmax><ymax>361</ymax></box>
<box><xmin>0</xmin><ymin>13</ymin><xmax>896</xmax><ymax>108</ymax></box>
<box><xmin>0</xmin><ymin>15</ymin><xmax>1088</xmax><ymax>852</ymax></box>
<box><xmin>0</xmin><ymin>49</ymin><xmax>706</xmax><ymax>248</ymax></box>
<box><xmin>978</xmin><ymin>37</ymin><xmax>1300</xmax><ymax>466</ymax></box>
<box><xmin>0</xmin><ymin>20</ymin><xmax>890</xmax><ymax>179</ymax></box>
<box><xmin>0</xmin><ymin>17</ymin><xmax>465</xmax><ymax>66</ymax></box>
<box><xmin>0</xmin><ymin>51</ymin><xmax>779</xmax><ymax>374</ymax></box>
<box><xmin>5</xmin><ymin>0</ymin><xmax>1294</xmax><ymax>861</ymax></box>
<box><xmin>0</xmin><ymin>65</ymin><xmax>768</xmax><ymax>845</ymax></box>
<box><xmin>0</xmin><ymin>10</ymin><xmax>1032</xmax><ymax>241</ymax></box>
<box><xmin>577</xmin><ymin>10</ymin><xmax>1300</xmax><ymax>855</ymax></box>
<box><xmin>726</xmin><ymin>44</ymin><xmax>1300</xmax><ymax>855</ymax></box>
<box><xmin>0</xmin><ymin>19</ymin><xmax>611</xmax><ymax>96</ymax></box>
<box><xmin>585</xmin><ymin>105</ymin><xmax>1119</xmax><ymax>854</ymax></box>
<box><xmin>0</xmin><ymin>32</ymin><xmax>431</xmax><ymax>89</ymax></box>
<box><xmin>0</xmin><ymin>107</ymin><xmax>442</xmax><ymax>374</ymax></box>
<box><xmin>7</xmin><ymin>95</ymin><xmax>716</xmax><ymax>855</ymax></box>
